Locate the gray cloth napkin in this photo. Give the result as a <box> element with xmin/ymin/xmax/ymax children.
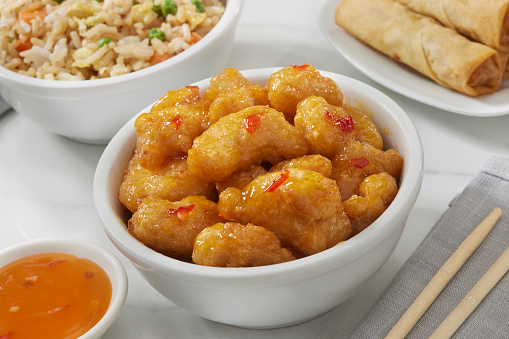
<box><xmin>350</xmin><ymin>155</ymin><xmax>509</xmax><ymax>339</ymax></box>
<box><xmin>0</xmin><ymin>95</ymin><xmax>10</xmax><ymax>115</ymax></box>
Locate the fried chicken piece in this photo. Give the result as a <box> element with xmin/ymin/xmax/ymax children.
<box><xmin>343</xmin><ymin>103</ymin><xmax>383</xmax><ymax>150</ymax></box>
<box><xmin>217</xmin><ymin>169</ymin><xmax>351</xmax><ymax>255</ymax></box>
<box><xmin>187</xmin><ymin>105</ymin><xmax>309</xmax><ymax>182</ymax></box>
<box><xmin>149</xmin><ymin>85</ymin><xmax>207</xmax><ymax>113</ymax></box>
<box><xmin>203</xmin><ymin>67</ymin><xmax>253</xmax><ymax>102</ymax></box>
<box><xmin>215</xmin><ymin>165</ymin><xmax>267</xmax><ymax>193</ymax></box>
<box><xmin>128</xmin><ymin>196</ymin><xmax>224</xmax><ymax>260</ymax></box>
<box><xmin>269</xmin><ymin>154</ymin><xmax>332</xmax><ymax>178</ymax></box>
<box><xmin>208</xmin><ymin>85</ymin><xmax>269</xmax><ymax>124</ymax></box>
<box><xmin>294</xmin><ymin>96</ymin><xmax>383</xmax><ymax>159</ymax></box>
<box><xmin>266</xmin><ymin>64</ymin><xmax>343</xmax><ymax>121</ymax></box>
<box><xmin>192</xmin><ymin>222</ymin><xmax>296</xmax><ymax>267</ymax></box>
<box><xmin>330</xmin><ymin>141</ymin><xmax>403</xmax><ymax>201</ymax></box>
<box><xmin>343</xmin><ymin>172</ymin><xmax>399</xmax><ymax>236</ymax></box>
<box><xmin>119</xmin><ymin>154</ymin><xmax>218</xmax><ymax>213</ymax></box>
<box><xmin>135</xmin><ymin>105</ymin><xmax>208</xmax><ymax>170</ymax></box>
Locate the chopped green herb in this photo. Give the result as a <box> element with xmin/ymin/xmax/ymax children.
<box><xmin>8</xmin><ymin>38</ymin><xmax>13</xmax><ymax>43</ymax></box>
<box><xmin>149</xmin><ymin>28</ymin><xmax>166</xmax><ymax>42</ymax></box>
<box><xmin>190</xmin><ymin>0</ymin><xmax>204</xmax><ymax>13</ymax></box>
<box><xmin>54</xmin><ymin>0</ymin><xmax>64</xmax><ymax>3</ymax></box>
<box><xmin>98</xmin><ymin>37</ymin><xmax>112</xmax><ymax>48</ymax></box>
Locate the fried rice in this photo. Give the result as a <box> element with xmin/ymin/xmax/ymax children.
<box><xmin>0</xmin><ymin>0</ymin><xmax>225</xmax><ymax>80</ymax></box>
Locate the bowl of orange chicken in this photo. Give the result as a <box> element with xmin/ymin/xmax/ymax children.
<box><xmin>93</xmin><ymin>64</ymin><xmax>423</xmax><ymax>328</ymax></box>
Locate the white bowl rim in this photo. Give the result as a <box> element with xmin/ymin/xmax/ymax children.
<box><xmin>0</xmin><ymin>0</ymin><xmax>242</xmax><ymax>91</ymax></box>
<box><xmin>94</xmin><ymin>67</ymin><xmax>424</xmax><ymax>284</ymax></box>
<box><xmin>0</xmin><ymin>237</ymin><xmax>128</xmax><ymax>339</ymax></box>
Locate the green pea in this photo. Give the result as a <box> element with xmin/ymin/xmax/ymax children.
<box><xmin>161</xmin><ymin>0</ymin><xmax>178</xmax><ymax>16</ymax></box>
<box><xmin>149</xmin><ymin>28</ymin><xmax>166</xmax><ymax>42</ymax></box>
<box><xmin>190</xmin><ymin>0</ymin><xmax>204</xmax><ymax>13</ymax></box>
<box><xmin>152</xmin><ymin>5</ymin><xmax>162</xmax><ymax>16</ymax></box>
<box><xmin>98</xmin><ymin>37</ymin><xmax>112</xmax><ymax>48</ymax></box>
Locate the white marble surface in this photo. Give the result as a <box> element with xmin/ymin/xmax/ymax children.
<box><xmin>2</xmin><ymin>0</ymin><xmax>509</xmax><ymax>337</ymax></box>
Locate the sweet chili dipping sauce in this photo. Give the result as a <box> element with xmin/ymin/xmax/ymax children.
<box><xmin>0</xmin><ymin>253</ymin><xmax>112</xmax><ymax>339</ymax></box>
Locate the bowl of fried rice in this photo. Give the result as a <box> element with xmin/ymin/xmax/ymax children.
<box><xmin>0</xmin><ymin>0</ymin><xmax>242</xmax><ymax>144</ymax></box>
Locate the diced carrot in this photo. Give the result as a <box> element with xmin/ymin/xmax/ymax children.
<box><xmin>149</xmin><ymin>51</ymin><xmax>174</xmax><ymax>65</ymax></box>
<box><xmin>16</xmin><ymin>39</ymin><xmax>33</xmax><ymax>53</ymax></box>
<box><xmin>187</xmin><ymin>32</ymin><xmax>202</xmax><ymax>45</ymax></box>
<box><xmin>18</xmin><ymin>7</ymin><xmax>47</xmax><ymax>24</ymax></box>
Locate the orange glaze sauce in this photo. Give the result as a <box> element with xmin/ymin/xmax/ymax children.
<box><xmin>0</xmin><ymin>253</ymin><xmax>112</xmax><ymax>339</ymax></box>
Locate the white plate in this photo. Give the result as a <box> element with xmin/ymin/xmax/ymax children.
<box><xmin>319</xmin><ymin>0</ymin><xmax>509</xmax><ymax>117</ymax></box>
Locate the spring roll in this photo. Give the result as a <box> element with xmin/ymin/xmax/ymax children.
<box><xmin>335</xmin><ymin>0</ymin><xmax>503</xmax><ymax>96</ymax></box>
<box><xmin>394</xmin><ymin>0</ymin><xmax>509</xmax><ymax>51</ymax></box>
<box><xmin>501</xmin><ymin>52</ymin><xmax>509</xmax><ymax>79</ymax></box>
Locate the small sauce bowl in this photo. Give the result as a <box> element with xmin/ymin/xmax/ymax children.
<box><xmin>0</xmin><ymin>238</ymin><xmax>127</xmax><ymax>339</ymax></box>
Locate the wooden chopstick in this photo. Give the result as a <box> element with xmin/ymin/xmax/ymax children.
<box><xmin>385</xmin><ymin>207</ymin><xmax>503</xmax><ymax>339</ymax></box>
<box><xmin>429</xmin><ymin>238</ymin><xmax>509</xmax><ymax>338</ymax></box>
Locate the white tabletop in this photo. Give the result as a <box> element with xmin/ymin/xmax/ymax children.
<box><xmin>2</xmin><ymin>0</ymin><xmax>509</xmax><ymax>337</ymax></box>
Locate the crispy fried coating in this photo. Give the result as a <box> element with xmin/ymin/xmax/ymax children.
<box><xmin>343</xmin><ymin>104</ymin><xmax>383</xmax><ymax>150</ymax></box>
<box><xmin>294</xmin><ymin>96</ymin><xmax>383</xmax><ymax>159</ymax></box>
<box><xmin>128</xmin><ymin>196</ymin><xmax>224</xmax><ymax>260</ymax></box>
<box><xmin>269</xmin><ymin>154</ymin><xmax>332</xmax><ymax>178</ymax></box>
<box><xmin>208</xmin><ymin>85</ymin><xmax>270</xmax><ymax>124</ymax></box>
<box><xmin>187</xmin><ymin>106</ymin><xmax>310</xmax><ymax>182</ymax></box>
<box><xmin>343</xmin><ymin>172</ymin><xmax>399</xmax><ymax>236</ymax></box>
<box><xmin>192</xmin><ymin>222</ymin><xmax>296</xmax><ymax>267</ymax></box>
<box><xmin>149</xmin><ymin>85</ymin><xmax>208</xmax><ymax>113</ymax></box>
<box><xmin>203</xmin><ymin>67</ymin><xmax>253</xmax><ymax>102</ymax></box>
<box><xmin>217</xmin><ymin>169</ymin><xmax>351</xmax><ymax>255</ymax></box>
<box><xmin>215</xmin><ymin>165</ymin><xmax>267</xmax><ymax>193</ymax></box>
<box><xmin>119</xmin><ymin>155</ymin><xmax>218</xmax><ymax>213</ymax></box>
<box><xmin>266</xmin><ymin>64</ymin><xmax>343</xmax><ymax>120</ymax></box>
<box><xmin>330</xmin><ymin>141</ymin><xmax>403</xmax><ymax>201</ymax></box>
<box><xmin>135</xmin><ymin>105</ymin><xmax>208</xmax><ymax>170</ymax></box>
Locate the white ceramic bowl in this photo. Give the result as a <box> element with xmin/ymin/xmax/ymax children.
<box><xmin>0</xmin><ymin>238</ymin><xmax>128</xmax><ymax>338</ymax></box>
<box><xmin>0</xmin><ymin>0</ymin><xmax>242</xmax><ymax>145</ymax></box>
<box><xmin>93</xmin><ymin>68</ymin><xmax>424</xmax><ymax>329</ymax></box>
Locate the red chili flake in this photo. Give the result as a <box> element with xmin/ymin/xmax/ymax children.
<box><xmin>168</xmin><ymin>204</ymin><xmax>196</xmax><ymax>215</ymax></box>
<box><xmin>244</xmin><ymin>114</ymin><xmax>261</xmax><ymax>133</ymax></box>
<box><xmin>350</xmin><ymin>158</ymin><xmax>369</xmax><ymax>169</ymax></box>
<box><xmin>170</xmin><ymin>115</ymin><xmax>183</xmax><ymax>129</ymax></box>
<box><xmin>337</xmin><ymin>116</ymin><xmax>355</xmax><ymax>132</ymax></box>
<box><xmin>325</xmin><ymin>110</ymin><xmax>334</xmax><ymax>121</ymax></box>
<box><xmin>23</xmin><ymin>281</ymin><xmax>33</xmax><ymax>288</ymax></box>
<box><xmin>393</xmin><ymin>54</ymin><xmax>400</xmax><ymax>61</ymax></box>
<box><xmin>325</xmin><ymin>111</ymin><xmax>355</xmax><ymax>133</ymax></box>
<box><xmin>290</xmin><ymin>64</ymin><xmax>309</xmax><ymax>70</ymax></box>
<box><xmin>123</xmin><ymin>169</ymin><xmax>130</xmax><ymax>177</ymax></box>
<box><xmin>263</xmin><ymin>170</ymin><xmax>290</xmax><ymax>193</ymax></box>
<box><xmin>85</xmin><ymin>271</ymin><xmax>95</xmax><ymax>279</ymax></box>
<box><xmin>0</xmin><ymin>331</ymin><xmax>12</xmax><ymax>339</ymax></box>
